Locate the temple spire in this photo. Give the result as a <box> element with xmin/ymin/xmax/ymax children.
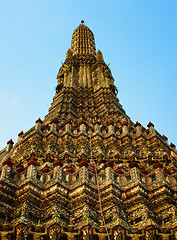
<box><xmin>71</xmin><ymin>21</ymin><xmax>96</xmax><ymax>56</ymax></box>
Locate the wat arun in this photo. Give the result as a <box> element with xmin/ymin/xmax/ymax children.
<box><xmin>0</xmin><ymin>21</ymin><xmax>177</xmax><ymax>240</ymax></box>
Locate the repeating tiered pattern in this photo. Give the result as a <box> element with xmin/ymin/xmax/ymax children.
<box><xmin>0</xmin><ymin>21</ymin><xmax>177</xmax><ymax>240</ymax></box>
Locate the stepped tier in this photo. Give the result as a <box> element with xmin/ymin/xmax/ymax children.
<box><xmin>0</xmin><ymin>21</ymin><xmax>177</xmax><ymax>239</ymax></box>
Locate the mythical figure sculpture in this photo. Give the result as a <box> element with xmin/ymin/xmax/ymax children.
<box><xmin>48</xmin><ymin>225</ymin><xmax>61</xmax><ymax>240</ymax></box>
<box><xmin>28</xmin><ymin>220</ymin><xmax>48</xmax><ymax>240</ymax></box>
<box><xmin>0</xmin><ymin>217</ymin><xmax>15</xmax><ymax>240</ymax></box>
<box><xmin>145</xmin><ymin>227</ymin><xmax>155</xmax><ymax>240</ymax></box>
<box><xmin>17</xmin><ymin>231</ymin><xmax>25</xmax><ymax>240</ymax></box>
<box><xmin>82</xmin><ymin>226</ymin><xmax>93</xmax><ymax>240</ymax></box>
<box><xmin>156</xmin><ymin>229</ymin><xmax>173</xmax><ymax>240</ymax></box>
<box><xmin>61</xmin><ymin>221</ymin><xmax>81</xmax><ymax>240</ymax></box>
<box><xmin>93</xmin><ymin>225</ymin><xmax>111</xmax><ymax>240</ymax></box>
<box><xmin>16</xmin><ymin>224</ymin><xmax>28</xmax><ymax>240</ymax></box>
<box><xmin>113</xmin><ymin>226</ymin><xmax>125</xmax><ymax>240</ymax></box>
<box><xmin>126</xmin><ymin>229</ymin><xmax>144</xmax><ymax>240</ymax></box>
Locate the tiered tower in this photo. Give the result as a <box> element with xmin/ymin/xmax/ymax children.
<box><xmin>0</xmin><ymin>21</ymin><xmax>177</xmax><ymax>240</ymax></box>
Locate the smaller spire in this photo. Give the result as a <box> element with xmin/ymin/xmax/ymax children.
<box><xmin>96</xmin><ymin>50</ymin><xmax>104</xmax><ymax>62</ymax></box>
<box><xmin>66</xmin><ymin>48</ymin><xmax>73</xmax><ymax>60</ymax></box>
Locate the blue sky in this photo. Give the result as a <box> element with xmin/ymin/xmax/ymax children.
<box><xmin>0</xmin><ymin>0</ymin><xmax>177</xmax><ymax>149</ymax></box>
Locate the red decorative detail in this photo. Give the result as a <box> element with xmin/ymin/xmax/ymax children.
<box><xmin>121</xmin><ymin>121</ymin><xmax>128</xmax><ymax>127</ymax></box>
<box><xmin>147</xmin><ymin>122</ymin><xmax>154</xmax><ymax>128</ymax></box>
<box><xmin>163</xmin><ymin>135</ymin><xmax>168</xmax><ymax>141</ymax></box>
<box><xmin>115</xmin><ymin>125</ymin><xmax>119</xmax><ymax>130</ymax></box>
<box><xmin>91</xmin><ymin>167</ymin><xmax>97</xmax><ymax>174</ymax></box>
<box><xmin>107</xmin><ymin>120</ymin><xmax>114</xmax><ymax>126</ymax></box>
<box><xmin>41</xmin><ymin>165</ymin><xmax>51</xmax><ymax>173</ymax></box>
<box><xmin>104</xmin><ymin>159</ymin><xmax>114</xmax><ymax>168</ymax></box>
<box><xmin>93</xmin><ymin>120</ymin><xmax>101</xmax><ymax>125</ymax></box>
<box><xmin>170</xmin><ymin>143</ymin><xmax>176</xmax><ymax>148</ymax></box>
<box><xmin>27</xmin><ymin>155</ymin><xmax>39</xmax><ymax>166</ymax></box>
<box><xmin>79</xmin><ymin>158</ymin><xmax>88</xmax><ymax>168</ymax></box>
<box><xmin>18</xmin><ymin>131</ymin><xmax>24</xmax><ymax>137</ymax></box>
<box><xmin>7</xmin><ymin>139</ymin><xmax>14</xmax><ymax>145</ymax></box>
<box><xmin>101</xmin><ymin>125</ymin><xmax>106</xmax><ymax>130</ymax></box>
<box><xmin>50</xmin><ymin>118</ymin><xmax>58</xmax><ymax>124</ymax></box>
<box><xmin>115</xmin><ymin>167</ymin><xmax>124</xmax><ymax>174</ymax></box>
<box><xmin>59</xmin><ymin>123</ymin><xmax>64</xmax><ymax>129</ymax></box>
<box><xmin>66</xmin><ymin>165</ymin><xmax>75</xmax><ymax>173</ymax></box>
<box><xmin>36</xmin><ymin>118</ymin><xmax>43</xmax><ymax>124</ymax></box>
<box><xmin>65</xmin><ymin>119</ymin><xmax>72</xmax><ymax>125</ymax></box>
<box><xmin>53</xmin><ymin>157</ymin><xmax>63</xmax><ymax>167</ymax></box>
<box><xmin>44</xmin><ymin>124</ymin><xmax>49</xmax><ymax>129</ymax></box>
<box><xmin>141</xmin><ymin>126</ymin><xmax>146</xmax><ymax>131</ymax></box>
<box><xmin>130</xmin><ymin>154</ymin><xmax>135</xmax><ymax>161</ymax></box>
<box><xmin>129</xmin><ymin>161</ymin><xmax>139</xmax><ymax>169</ymax></box>
<box><xmin>79</xmin><ymin>119</ymin><xmax>86</xmax><ymax>125</ymax></box>
<box><xmin>163</xmin><ymin>167</ymin><xmax>171</xmax><ymax>175</ymax></box>
<box><xmin>3</xmin><ymin>157</ymin><xmax>13</xmax><ymax>167</ymax></box>
<box><xmin>98</xmin><ymin>154</ymin><xmax>103</xmax><ymax>160</ymax></box>
<box><xmin>129</xmin><ymin>126</ymin><xmax>134</xmax><ymax>131</ymax></box>
<box><xmin>73</xmin><ymin>124</ymin><xmax>78</xmax><ymax>129</ymax></box>
<box><xmin>170</xmin><ymin>167</ymin><xmax>176</xmax><ymax>173</ymax></box>
<box><xmin>140</xmin><ymin>167</ymin><xmax>148</xmax><ymax>175</ymax></box>
<box><xmin>135</xmin><ymin>121</ymin><xmax>141</xmax><ymax>127</ymax></box>
<box><xmin>153</xmin><ymin>160</ymin><xmax>162</xmax><ymax>169</ymax></box>
<box><xmin>17</xmin><ymin>165</ymin><xmax>25</xmax><ymax>172</ymax></box>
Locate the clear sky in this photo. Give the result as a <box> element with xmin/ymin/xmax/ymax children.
<box><xmin>0</xmin><ymin>0</ymin><xmax>177</xmax><ymax>149</ymax></box>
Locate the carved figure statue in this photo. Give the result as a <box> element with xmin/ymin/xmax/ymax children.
<box><xmin>28</xmin><ymin>220</ymin><xmax>47</xmax><ymax>240</ymax></box>
<box><xmin>82</xmin><ymin>226</ymin><xmax>93</xmax><ymax>240</ymax></box>
<box><xmin>61</xmin><ymin>225</ymin><xmax>81</xmax><ymax>240</ymax></box>
<box><xmin>113</xmin><ymin>227</ymin><xmax>125</xmax><ymax>240</ymax></box>
<box><xmin>0</xmin><ymin>217</ymin><xmax>15</xmax><ymax>240</ymax></box>
<box><xmin>145</xmin><ymin>227</ymin><xmax>155</xmax><ymax>240</ymax></box>
<box><xmin>156</xmin><ymin>229</ymin><xmax>173</xmax><ymax>240</ymax></box>
<box><xmin>17</xmin><ymin>231</ymin><xmax>25</xmax><ymax>240</ymax></box>
<box><xmin>16</xmin><ymin>224</ymin><xmax>28</xmax><ymax>240</ymax></box>
<box><xmin>93</xmin><ymin>227</ymin><xmax>111</xmax><ymax>240</ymax></box>
<box><xmin>48</xmin><ymin>225</ymin><xmax>61</xmax><ymax>240</ymax></box>
<box><xmin>126</xmin><ymin>229</ymin><xmax>144</xmax><ymax>240</ymax></box>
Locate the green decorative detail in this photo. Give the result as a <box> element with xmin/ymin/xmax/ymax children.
<box><xmin>102</xmin><ymin>175</ymin><xmax>105</xmax><ymax>180</ymax></box>
<box><xmin>151</xmin><ymin>175</ymin><xmax>156</xmax><ymax>182</ymax></box>
<box><xmin>126</xmin><ymin>175</ymin><xmax>131</xmax><ymax>181</ymax></box>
